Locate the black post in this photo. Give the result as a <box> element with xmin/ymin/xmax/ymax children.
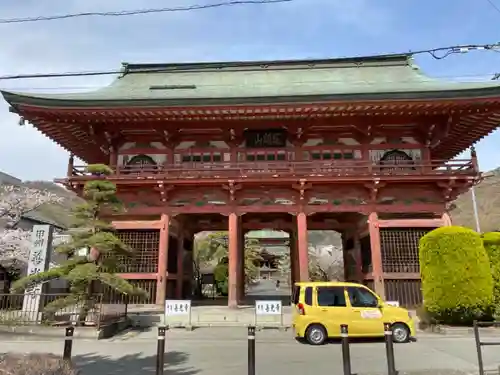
<box><xmin>248</xmin><ymin>326</ymin><xmax>256</xmax><ymax>375</ymax></box>
<box><xmin>473</xmin><ymin>321</ymin><xmax>485</xmax><ymax>375</ymax></box>
<box><xmin>63</xmin><ymin>327</ymin><xmax>74</xmax><ymax>362</ymax></box>
<box><xmin>156</xmin><ymin>326</ymin><xmax>167</xmax><ymax>375</ymax></box>
<box><xmin>384</xmin><ymin>323</ymin><xmax>397</xmax><ymax>375</ymax></box>
<box><xmin>340</xmin><ymin>324</ymin><xmax>352</xmax><ymax>375</ymax></box>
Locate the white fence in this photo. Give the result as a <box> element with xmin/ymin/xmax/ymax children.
<box><xmin>162</xmin><ymin>299</ymin><xmax>289</xmax><ymax>330</ymax></box>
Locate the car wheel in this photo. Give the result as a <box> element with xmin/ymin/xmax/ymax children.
<box><xmin>391</xmin><ymin>323</ymin><xmax>410</xmax><ymax>343</ymax></box>
<box><xmin>305</xmin><ymin>324</ymin><xmax>327</xmax><ymax>346</ymax></box>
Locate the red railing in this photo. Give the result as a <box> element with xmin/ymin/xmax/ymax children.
<box><xmin>69</xmin><ymin>159</ymin><xmax>476</xmax><ymax>180</ymax></box>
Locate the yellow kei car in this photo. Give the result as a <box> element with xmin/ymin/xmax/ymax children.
<box><xmin>292</xmin><ymin>281</ymin><xmax>416</xmax><ymax>345</ymax></box>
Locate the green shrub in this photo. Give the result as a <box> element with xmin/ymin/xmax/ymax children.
<box><xmin>214</xmin><ymin>263</ymin><xmax>229</xmax><ymax>296</ymax></box>
<box><xmin>419</xmin><ymin>226</ymin><xmax>494</xmax><ymax>325</ymax></box>
<box><xmin>483</xmin><ymin>232</ymin><xmax>500</xmax><ymax>315</ymax></box>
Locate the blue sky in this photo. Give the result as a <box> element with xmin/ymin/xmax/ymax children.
<box><xmin>0</xmin><ymin>0</ymin><xmax>499</xmax><ymax>180</ymax></box>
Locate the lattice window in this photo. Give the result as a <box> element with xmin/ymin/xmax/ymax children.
<box><xmin>379</xmin><ymin>149</ymin><xmax>416</xmax><ymax>174</ymax></box>
<box><xmin>384</xmin><ymin>279</ymin><xmax>422</xmax><ymax>307</ymax></box>
<box><xmin>380</xmin><ymin>228</ymin><xmax>433</xmax><ymax>273</ymax></box>
<box><xmin>114</xmin><ymin>230</ymin><xmax>160</xmax><ymax>273</ymax></box>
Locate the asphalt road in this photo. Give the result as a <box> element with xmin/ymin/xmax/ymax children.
<box><xmin>0</xmin><ymin>328</ymin><xmax>498</xmax><ymax>375</ymax></box>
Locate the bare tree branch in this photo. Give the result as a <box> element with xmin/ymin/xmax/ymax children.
<box><xmin>309</xmin><ymin>245</ymin><xmax>344</xmax><ymax>281</ymax></box>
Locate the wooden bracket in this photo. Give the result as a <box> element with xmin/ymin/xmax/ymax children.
<box><xmin>158</xmin><ymin>129</ymin><xmax>179</xmax><ymax>149</ymax></box>
<box><xmin>222</xmin><ymin>180</ymin><xmax>242</xmax><ymax>201</ymax></box>
<box><xmin>223</xmin><ymin>128</ymin><xmax>244</xmax><ymax>148</ymax></box>
<box><xmin>156</xmin><ymin>182</ymin><xmax>174</xmax><ymax>202</ymax></box>
<box><xmin>429</xmin><ymin>114</ymin><xmax>453</xmax><ymax>149</ymax></box>
<box><xmin>364</xmin><ymin>179</ymin><xmax>385</xmax><ymax>203</ymax></box>
<box><xmin>292</xmin><ymin>179</ymin><xmax>312</xmax><ymax>201</ymax></box>
<box><xmin>437</xmin><ymin>178</ymin><xmax>456</xmax><ymax>201</ymax></box>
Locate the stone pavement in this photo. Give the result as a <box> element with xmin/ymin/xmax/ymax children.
<box><xmin>0</xmin><ymin>328</ymin><xmax>500</xmax><ymax>374</ymax></box>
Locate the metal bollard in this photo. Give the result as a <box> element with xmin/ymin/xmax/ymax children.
<box><xmin>473</xmin><ymin>321</ymin><xmax>485</xmax><ymax>375</ymax></box>
<box><xmin>340</xmin><ymin>324</ymin><xmax>352</xmax><ymax>375</ymax></box>
<box><xmin>384</xmin><ymin>323</ymin><xmax>397</xmax><ymax>375</ymax></box>
<box><xmin>248</xmin><ymin>326</ymin><xmax>256</xmax><ymax>375</ymax></box>
<box><xmin>63</xmin><ymin>327</ymin><xmax>74</xmax><ymax>362</ymax></box>
<box><xmin>156</xmin><ymin>326</ymin><xmax>167</xmax><ymax>375</ymax></box>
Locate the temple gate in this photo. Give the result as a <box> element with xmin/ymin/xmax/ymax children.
<box><xmin>3</xmin><ymin>54</ymin><xmax>498</xmax><ymax>307</ymax></box>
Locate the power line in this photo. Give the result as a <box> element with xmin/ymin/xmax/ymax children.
<box><xmin>0</xmin><ymin>42</ymin><xmax>499</xmax><ymax>82</ymax></box>
<box><xmin>0</xmin><ymin>0</ymin><xmax>291</xmax><ymax>24</ymax></box>
<box><xmin>486</xmin><ymin>0</ymin><xmax>500</xmax><ymax>14</ymax></box>
<box><xmin>2</xmin><ymin>72</ymin><xmax>499</xmax><ymax>91</ymax></box>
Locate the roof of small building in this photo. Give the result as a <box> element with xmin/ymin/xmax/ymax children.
<box><xmin>3</xmin><ymin>54</ymin><xmax>500</xmax><ymax>107</ymax></box>
<box><xmin>247</xmin><ymin>230</ymin><xmax>289</xmax><ymax>239</ymax></box>
<box><xmin>21</xmin><ymin>211</ymin><xmax>66</xmax><ymax>230</ymax></box>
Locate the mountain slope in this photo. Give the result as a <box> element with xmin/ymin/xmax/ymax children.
<box><xmin>450</xmin><ymin>168</ymin><xmax>500</xmax><ymax>232</ymax></box>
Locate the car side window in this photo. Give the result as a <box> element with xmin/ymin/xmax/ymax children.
<box><xmin>304</xmin><ymin>287</ymin><xmax>313</xmax><ymax>305</ymax></box>
<box><xmin>317</xmin><ymin>286</ymin><xmax>346</xmax><ymax>307</ymax></box>
<box><xmin>292</xmin><ymin>286</ymin><xmax>300</xmax><ymax>305</ymax></box>
<box><xmin>347</xmin><ymin>287</ymin><xmax>378</xmax><ymax>308</ymax></box>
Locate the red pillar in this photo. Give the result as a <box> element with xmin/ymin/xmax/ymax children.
<box><xmin>368</xmin><ymin>212</ymin><xmax>384</xmax><ymax>299</ymax></box>
<box><xmin>228</xmin><ymin>213</ymin><xmax>239</xmax><ymax>308</ymax></box>
<box><xmin>289</xmin><ymin>230</ymin><xmax>299</xmax><ymax>286</ymax></box>
<box><xmin>156</xmin><ymin>214</ymin><xmax>170</xmax><ymax>305</ymax></box>
<box><xmin>175</xmin><ymin>222</ymin><xmax>185</xmax><ymax>299</ymax></box>
<box><xmin>297</xmin><ymin>212</ymin><xmax>309</xmax><ymax>281</ymax></box>
<box><xmin>237</xmin><ymin>224</ymin><xmax>245</xmax><ymax>302</ymax></box>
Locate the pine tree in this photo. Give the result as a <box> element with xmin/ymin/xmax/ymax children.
<box><xmin>12</xmin><ymin>164</ymin><xmax>145</xmax><ymax>324</ymax></box>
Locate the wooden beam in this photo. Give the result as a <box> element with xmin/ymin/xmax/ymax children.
<box><xmin>112</xmin><ymin>220</ymin><xmax>164</xmax><ymax>230</ymax></box>
<box><xmin>363</xmin><ymin>272</ymin><xmax>420</xmax><ymax>280</ymax></box>
<box><xmin>377</xmin><ymin>218</ymin><xmax>444</xmax><ymax>228</ymax></box>
<box><xmin>117</xmin><ymin>273</ymin><xmax>157</xmax><ymax>280</ymax></box>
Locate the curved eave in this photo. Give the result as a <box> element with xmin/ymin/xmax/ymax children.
<box><xmin>5</xmin><ymin>85</ymin><xmax>500</xmax><ymax>108</ymax></box>
<box><xmin>3</xmin><ymin>87</ymin><xmax>500</xmax><ymax>164</ymax></box>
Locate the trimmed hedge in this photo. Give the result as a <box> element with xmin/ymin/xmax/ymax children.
<box><xmin>419</xmin><ymin>226</ymin><xmax>494</xmax><ymax>325</ymax></box>
<box><xmin>483</xmin><ymin>232</ymin><xmax>500</xmax><ymax>314</ymax></box>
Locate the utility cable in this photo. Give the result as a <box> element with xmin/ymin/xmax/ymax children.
<box><xmin>1</xmin><ymin>72</ymin><xmax>499</xmax><ymax>91</ymax></box>
<box><xmin>486</xmin><ymin>0</ymin><xmax>500</xmax><ymax>15</ymax></box>
<box><xmin>0</xmin><ymin>0</ymin><xmax>291</xmax><ymax>24</ymax></box>
<box><xmin>0</xmin><ymin>42</ymin><xmax>499</xmax><ymax>82</ymax></box>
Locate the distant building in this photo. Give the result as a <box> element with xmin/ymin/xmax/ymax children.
<box><xmin>247</xmin><ymin>230</ymin><xmax>289</xmax><ymax>280</ymax></box>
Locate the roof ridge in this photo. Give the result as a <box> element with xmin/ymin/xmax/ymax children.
<box><xmin>121</xmin><ymin>54</ymin><xmax>413</xmax><ymax>75</ymax></box>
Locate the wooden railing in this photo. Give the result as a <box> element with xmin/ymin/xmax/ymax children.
<box><xmin>69</xmin><ymin>159</ymin><xmax>477</xmax><ymax>180</ymax></box>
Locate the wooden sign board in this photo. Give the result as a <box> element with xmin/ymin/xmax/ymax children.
<box><xmin>245</xmin><ymin>129</ymin><xmax>287</xmax><ymax>148</ymax></box>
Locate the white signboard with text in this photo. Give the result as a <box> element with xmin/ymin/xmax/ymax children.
<box><xmin>22</xmin><ymin>225</ymin><xmax>54</xmax><ymax>318</ymax></box>
<box><xmin>255</xmin><ymin>300</ymin><xmax>282</xmax><ymax>315</ymax></box>
<box><xmin>386</xmin><ymin>301</ymin><xmax>400</xmax><ymax>307</ymax></box>
<box><xmin>165</xmin><ymin>300</ymin><xmax>191</xmax><ymax>316</ymax></box>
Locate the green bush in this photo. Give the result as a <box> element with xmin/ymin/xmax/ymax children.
<box><xmin>419</xmin><ymin>226</ymin><xmax>494</xmax><ymax>325</ymax></box>
<box><xmin>214</xmin><ymin>263</ymin><xmax>229</xmax><ymax>296</ymax></box>
<box><xmin>483</xmin><ymin>232</ymin><xmax>500</xmax><ymax>315</ymax></box>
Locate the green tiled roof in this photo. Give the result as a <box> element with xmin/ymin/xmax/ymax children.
<box><xmin>3</xmin><ymin>54</ymin><xmax>500</xmax><ymax>108</ymax></box>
